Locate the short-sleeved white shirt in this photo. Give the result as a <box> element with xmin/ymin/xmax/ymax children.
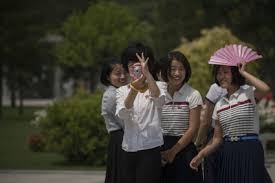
<box><xmin>161</xmin><ymin>83</ymin><xmax>203</xmax><ymax>136</ymax></box>
<box><xmin>212</xmin><ymin>85</ymin><xmax>260</xmax><ymax>137</ymax></box>
<box><xmin>116</xmin><ymin>81</ymin><xmax>167</xmax><ymax>152</ymax></box>
<box><xmin>206</xmin><ymin>84</ymin><xmax>227</xmax><ymax>105</ymax></box>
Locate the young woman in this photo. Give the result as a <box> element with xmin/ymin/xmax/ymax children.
<box><xmin>195</xmin><ymin>83</ymin><xmax>227</xmax><ymax>183</ymax></box>
<box><xmin>100</xmin><ymin>58</ymin><xmax>127</xmax><ymax>183</ymax></box>
<box><xmin>116</xmin><ymin>42</ymin><xmax>166</xmax><ymax>183</ymax></box>
<box><xmin>190</xmin><ymin>62</ymin><xmax>272</xmax><ymax>183</ymax></box>
<box><xmin>160</xmin><ymin>51</ymin><xmax>203</xmax><ymax>183</ymax></box>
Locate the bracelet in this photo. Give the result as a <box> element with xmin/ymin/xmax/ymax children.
<box><xmin>129</xmin><ymin>83</ymin><xmax>140</xmax><ymax>92</ymax></box>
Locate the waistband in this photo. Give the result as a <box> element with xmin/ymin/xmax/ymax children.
<box><xmin>224</xmin><ymin>134</ymin><xmax>258</xmax><ymax>142</ymax></box>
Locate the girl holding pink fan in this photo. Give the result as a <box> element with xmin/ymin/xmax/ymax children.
<box><xmin>190</xmin><ymin>45</ymin><xmax>272</xmax><ymax>182</ymax></box>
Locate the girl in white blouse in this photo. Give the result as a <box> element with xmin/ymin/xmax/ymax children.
<box><xmin>100</xmin><ymin>58</ymin><xmax>127</xmax><ymax>183</ymax></box>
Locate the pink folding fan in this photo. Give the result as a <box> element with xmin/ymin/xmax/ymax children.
<box><xmin>208</xmin><ymin>44</ymin><xmax>262</xmax><ymax>66</ymax></box>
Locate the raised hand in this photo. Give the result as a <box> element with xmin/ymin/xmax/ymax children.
<box><xmin>238</xmin><ymin>61</ymin><xmax>247</xmax><ymax>75</ymax></box>
<box><xmin>136</xmin><ymin>52</ymin><xmax>149</xmax><ymax>76</ymax></box>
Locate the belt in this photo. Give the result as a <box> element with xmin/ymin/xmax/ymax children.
<box><xmin>224</xmin><ymin>135</ymin><xmax>258</xmax><ymax>142</ymax></box>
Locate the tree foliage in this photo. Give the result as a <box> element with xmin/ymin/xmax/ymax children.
<box><xmin>55</xmin><ymin>1</ymin><xmax>153</xmax><ymax>68</ymax></box>
<box><xmin>176</xmin><ymin>26</ymin><xmax>260</xmax><ymax>96</ymax></box>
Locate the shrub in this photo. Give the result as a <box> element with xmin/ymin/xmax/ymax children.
<box><xmin>38</xmin><ymin>89</ymin><xmax>108</xmax><ymax>165</ymax></box>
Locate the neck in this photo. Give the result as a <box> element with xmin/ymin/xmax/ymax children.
<box><xmin>226</xmin><ymin>84</ymin><xmax>239</xmax><ymax>96</ymax></box>
<box><xmin>168</xmin><ymin>83</ymin><xmax>183</xmax><ymax>96</ymax></box>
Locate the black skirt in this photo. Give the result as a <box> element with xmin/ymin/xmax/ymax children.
<box><xmin>161</xmin><ymin>136</ymin><xmax>203</xmax><ymax>183</ymax></box>
<box><xmin>104</xmin><ymin>129</ymin><xmax>124</xmax><ymax>183</ymax></box>
<box><xmin>216</xmin><ymin>140</ymin><xmax>272</xmax><ymax>183</ymax></box>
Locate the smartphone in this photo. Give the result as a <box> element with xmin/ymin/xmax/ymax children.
<box><xmin>129</xmin><ymin>63</ymin><xmax>142</xmax><ymax>80</ymax></box>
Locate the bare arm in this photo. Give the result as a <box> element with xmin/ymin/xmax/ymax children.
<box><xmin>162</xmin><ymin>106</ymin><xmax>201</xmax><ymax>163</ymax></box>
<box><xmin>124</xmin><ymin>88</ymin><xmax>138</xmax><ymax>109</ymax></box>
<box><xmin>238</xmin><ymin>62</ymin><xmax>270</xmax><ymax>100</ymax></box>
<box><xmin>190</xmin><ymin>120</ymin><xmax>223</xmax><ymax>170</ymax></box>
<box><xmin>195</xmin><ymin>100</ymin><xmax>215</xmax><ymax>147</ymax></box>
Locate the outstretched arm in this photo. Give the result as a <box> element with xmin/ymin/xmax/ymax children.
<box><xmin>190</xmin><ymin>120</ymin><xmax>223</xmax><ymax>171</ymax></box>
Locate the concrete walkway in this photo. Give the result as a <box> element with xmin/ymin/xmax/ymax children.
<box><xmin>0</xmin><ymin>167</ymin><xmax>274</xmax><ymax>183</ymax></box>
<box><xmin>0</xmin><ymin>170</ymin><xmax>105</xmax><ymax>183</ymax></box>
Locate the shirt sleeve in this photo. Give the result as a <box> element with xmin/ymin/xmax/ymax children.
<box><xmin>150</xmin><ymin>81</ymin><xmax>167</xmax><ymax>108</ymax></box>
<box><xmin>189</xmin><ymin>90</ymin><xmax>203</xmax><ymax>109</ymax></box>
<box><xmin>116</xmin><ymin>86</ymin><xmax>133</xmax><ymax>120</ymax></box>
<box><xmin>244</xmin><ymin>85</ymin><xmax>256</xmax><ymax>104</ymax></box>
<box><xmin>206</xmin><ymin>84</ymin><xmax>225</xmax><ymax>104</ymax></box>
<box><xmin>101</xmin><ymin>89</ymin><xmax>123</xmax><ymax>129</ymax></box>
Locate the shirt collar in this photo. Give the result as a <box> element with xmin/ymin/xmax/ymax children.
<box><xmin>222</xmin><ymin>86</ymin><xmax>243</xmax><ymax>101</ymax></box>
<box><xmin>178</xmin><ymin>83</ymin><xmax>187</xmax><ymax>95</ymax></box>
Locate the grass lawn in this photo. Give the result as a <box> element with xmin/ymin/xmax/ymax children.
<box><xmin>0</xmin><ymin>107</ymin><xmax>104</xmax><ymax>170</ymax></box>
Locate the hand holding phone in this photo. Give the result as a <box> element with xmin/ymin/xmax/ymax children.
<box><xmin>129</xmin><ymin>63</ymin><xmax>142</xmax><ymax>80</ymax></box>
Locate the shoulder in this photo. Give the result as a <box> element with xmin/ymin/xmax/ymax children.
<box><xmin>156</xmin><ymin>81</ymin><xmax>167</xmax><ymax>89</ymax></box>
<box><xmin>208</xmin><ymin>83</ymin><xmax>224</xmax><ymax>94</ymax></box>
<box><xmin>103</xmin><ymin>86</ymin><xmax>116</xmax><ymax>97</ymax></box>
<box><xmin>184</xmin><ymin>83</ymin><xmax>201</xmax><ymax>96</ymax></box>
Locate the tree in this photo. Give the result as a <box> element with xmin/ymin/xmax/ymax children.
<box><xmin>176</xmin><ymin>26</ymin><xmax>260</xmax><ymax>96</ymax></box>
<box><xmin>55</xmin><ymin>1</ymin><xmax>153</xmax><ymax>69</ymax></box>
<box><xmin>0</xmin><ymin>0</ymin><xmax>92</xmax><ymax>114</ymax></box>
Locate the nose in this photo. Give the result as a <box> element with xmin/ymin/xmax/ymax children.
<box><xmin>120</xmin><ymin>73</ymin><xmax>126</xmax><ymax>81</ymax></box>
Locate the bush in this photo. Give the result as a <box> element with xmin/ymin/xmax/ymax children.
<box><xmin>38</xmin><ymin>89</ymin><xmax>108</xmax><ymax>165</ymax></box>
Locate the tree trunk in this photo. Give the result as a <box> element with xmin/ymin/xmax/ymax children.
<box><xmin>18</xmin><ymin>84</ymin><xmax>24</xmax><ymax>115</ymax></box>
<box><xmin>10</xmin><ymin>81</ymin><xmax>16</xmax><ymax>108</ymax></box>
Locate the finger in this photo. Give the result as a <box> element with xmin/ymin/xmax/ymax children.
<box><xmin>141</xmin><ymin>52</ymin><xmax>144</xmax><ymax>60</ymax></box>
<box><xmin>145</xmin><ymin>57</ymin><xmax>149</xmax><ymax>64</ymax></box>
<box><xmin>136</xmin><ymin>53</ymin><xmax>142</xmax><ymax>61</ymax></box>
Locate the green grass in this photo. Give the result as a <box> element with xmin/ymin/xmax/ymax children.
<box><xmin>0</xmin><ymin>107</ymin><xmax>104</xmax><ymax>170</ymax></box>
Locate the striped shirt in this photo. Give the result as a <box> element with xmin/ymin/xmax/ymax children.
<box><xmin>161</xmin><ymin>83</ymin><xmax>203</xmax><ymax>136</ymax></box>
<box><xmin>213</xmin><ymin>86</ymin><xmax>259</xmax><ymax>137</ymax></box>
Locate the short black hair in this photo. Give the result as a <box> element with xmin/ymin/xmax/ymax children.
<box><xmin>161</xmin><ymin>51</ymin><xmax>192</xmax><ymax>84</ymax></box>
<box><xmin>121</xmin><ymin>42</ymin><xmax>157</xmax><ymax>79</ymax></box>
<box><xmin>213</xmin><ymin>65</ymin><xmax>246</xmax><ymax>86</ymax></box>
<box><xmin>100</xmin><ymin>57</ymin><xmax>121</xmax><ymax>86</ymax></box>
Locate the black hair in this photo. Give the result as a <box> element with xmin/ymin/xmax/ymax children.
<box><xmin>213</xmin><ymin>65</ymin><xmax>246</xmax><ymax>86</ymax></box>
<box><xmin>161</xmin><ymin>51</ymin><xmax>192</xmax><ymax>84</ymax></box>
<box><xmin>121</xmin><ymin>42</ymin><xmax>157</xmax><ymax>79</ymax></box>
<box><xmin>100</xmin><ymin>57</ymin><xmax>121</xmax><ymax>86</ymax></box>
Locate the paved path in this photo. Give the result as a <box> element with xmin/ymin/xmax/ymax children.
<box><xmin>0</xmin><ymin>170</ymin><xmax>105</xmax><ymax>183</ymax></box>
<box><xmin>0</xmin><ymin>168</ymin><xmax>274</xmax><ymax>183</ymax></box>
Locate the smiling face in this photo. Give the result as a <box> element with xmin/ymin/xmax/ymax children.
<box><xmin>108</xmin><ymin>64</ymin><xmax>127</xmax><ymax>88</ymax></box>
<box><xmin>168</xmin><ymin>59</ymin><xmax>186</xmax><ymax>89</ymax></box>
<box><xmin>216</xmin><ymin>65</ymin><xmax>233</xmax><ymax>89</ymax></box>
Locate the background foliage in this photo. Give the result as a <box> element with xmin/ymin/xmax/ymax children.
<box><xmin>38</xmin><ymin>90</ymin><xmax>107</xmax><ymax>165</ymax></box>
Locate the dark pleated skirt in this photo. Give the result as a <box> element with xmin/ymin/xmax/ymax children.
<box><xmin>216</xmin><ymin>140</ymin><xmax>273</xmax><ymax>183</ymax></box>
<box><xmin>161</xmin><ymin>136</ymin><xmax>203</xmax><ymax>183</ymax></box>
<box><xmin>104</xmin><ymin>129</ymin><xmax>124</xmax><ymax>183</ymax></box>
